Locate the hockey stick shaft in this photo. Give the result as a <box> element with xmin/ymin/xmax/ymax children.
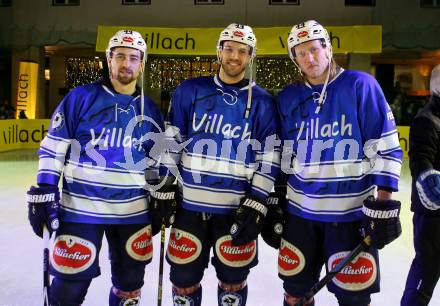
<box><xmin>43</xmin><ymin>226</ymin><xmax>50</xmax><ymax>306</ymax></box>
<box><xmin>294</xmin><ymin>236</ymin><xmax>372</xmax><ymax>306</ymax></box>
<box><xmin>157</xmin><ymin>220</ymin><xmax>166</xmax><ymax>306</ymax></box>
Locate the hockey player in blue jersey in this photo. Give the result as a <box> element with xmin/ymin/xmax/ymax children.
<box><xmin>150</xmin><ymin>23</ymin><xmax>280</xmax><ymax>306</ymax></box>
<box><xmin>264</xmin><ymin>20</ymin><xmax>403</xmax><ymax>306</ymax></box>
<box><xmin>401</xmin><ymin>65</ymin><xmax>440</xmax><ymax>306</ymax></box>
<box><xmin>26</xmin><ymin>30</ymin><xmax>164</xmax><ymax>305</ymax></box>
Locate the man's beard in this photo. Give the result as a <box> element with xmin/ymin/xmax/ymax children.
<box><xmin>113</xmin><ymin>69</ymin><xmax>137</xmax><ymax>85</ymax></box>
<box><xmin>220</xmin><ymin>60</ymin><xmax>246</xmax><ymax>79</ymax></box>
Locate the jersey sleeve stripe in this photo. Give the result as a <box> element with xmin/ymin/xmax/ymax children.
<box><xmin>251</xmin><ymin>172</ymin><xmax>275</xmax><ymax>194</ymax></box>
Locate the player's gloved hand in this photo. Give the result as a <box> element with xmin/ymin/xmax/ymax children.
<box><xmin>362</xmin><ymin>196</ymin><xmax>402</xmax><ymax>249</ymax></box>
<box><xmin>416</xmin><ymin>169</ymin><xmax>440</xmax><ymax>210</ymax></box>
<box><xmin>230</xmin><ymin>197</ymin><xmax>267</xmax><ymax>246</ymax></box>
<box><xmin>150</xmin><ymin>184</ymin><xmax>177</xmax><ymax>234</ymax></box>
<box><xmin>261</xmin><ymin>190</ymin><xmax>286</xmax><ymax>249</ymax></box>
<box><xmin>27</xmin><ymin>185</ymin><xmax>60</xmax><ymax>238</ymax></box>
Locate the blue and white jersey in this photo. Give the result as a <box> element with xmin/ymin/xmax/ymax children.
<box><xmin>278</xmin><ymin>69</ymin><xmax>402</xmax><ymax>222</ymax></box>
<box><xmin>162</xmin><ymin>75</ymin><xmax>280</xmax><ymax>214</ymax></box>
<box><xmin>37</xmin><ymin>78</ymin><xmax>164</xmax><ymax>224</ymax></box>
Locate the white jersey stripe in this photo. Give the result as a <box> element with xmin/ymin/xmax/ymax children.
<box><xmin>64</xmin><ymin>163</ymin><xmax>146</xmax><ymax>188</ymax></box>
<box><xmin>252</xmin><ymin>172</ymin><xmax>275</xmax><ymax>194</ymax></box>
<box><xmin>181</xmin><ymin>153</ymin><xmax>255</xmax><ymax>180</ymax></box>
<box><xmin>181</xmin><ymin>166</ymin><xmax>249</xmax><ymax>181</ymax></box>
<box><xmin>61</xmin><ymin>193</ymin><xmax>148</xmax><ymax>217</ymax></box>
<box><xmin>287</xmin><ymin>185</ymin><xmax>375</xmax><ymax>214</ymax></box>
<box><xmin>182</xmin><ymin>183</ymin><xmax>245</xmax><ymax>206</ymax></box>
<box><xmin>40</xmin><ymin>135</ymin><xmax>71</xmax><ymax>156</ymax></box>
<box><xmin>39</xmin><ymin>157</ymin><xmax>64</xmax><ymax>175</ymax></box>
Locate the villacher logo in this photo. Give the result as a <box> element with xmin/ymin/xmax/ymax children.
<box><xmin>51</xmin><ymin>235</ymin><xmax>96</xmax><ymax>274</ymax></box>
<box><xmin>126</xmin><ymin>226</ymin><xmax>153</xmax><ymax>261</ymax></box>
<box><xmin>215</xmin><ymin>236</ymin><xmax>256</xmax><ymax>267</ymax></box>
<box><xmin>167</xmin><ymin>228</ymin><xmax>202</xmax><ymax>264</ymax></box>
<box><xmin>144</xmin><ymin>32</ymin><xmax>195</xmax><ymax>50</ymax></box>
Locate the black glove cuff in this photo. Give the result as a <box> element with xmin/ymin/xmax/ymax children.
<box><xmin>150</xmin><ymin>185</ymin><xmax>176</xmax><ymax>200</ymax></box>
<box><xmin>362</xmin><ymin>197</ymin><xmax>401</xmax><ymax>218</ymax></box>
<box><xmin>242</xmin><ymin>198</ymin><xmax>267</xmax><ymax>216</ymax></box>
<box><xmin>27</xmin><ymin>185</ymin><xmax>60</xmax><ymax>203</ymax></box>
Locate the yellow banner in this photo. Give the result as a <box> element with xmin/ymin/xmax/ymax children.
<box><xmin>0</xmin><ymin>119</ymin><xmax>49</xmax><ymax>152</ymax></box>
<box><xmin>15</xmin><ymin>61</ymin><xmax>39</xmax><ymax>119</ymax></box>
<box><xmin>96</xmin><ymin>25</ymin><xmax>382</xmax><ymax>56</ymax></box>
<box><xmin>397</xmin><ymin>126</ymin><xmax>409</xmax><ymax>158</ymax></box>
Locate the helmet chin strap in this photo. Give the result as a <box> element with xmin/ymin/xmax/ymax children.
<box><xmin>315</xmin><ymin>55</ymin><xmax>331</xmax><ymax>114</ymax></box>
<box><xmin>292</xmin><ymin>49</ymin><xmax>331</xmax><ymax>114</ymax></box>
<box><xmin>245</xmin><ymin>56</ymin><xmax>254</xmax><ymax>119</ymax></box>
<box><xmin>139</xmin><ymin>57</ymin><xmax>146</xmax><ymax>126</ymax></box>
<box><xmin>217</xmin><ymin>46</ymin><xmax>254</xmax><ymax>120</ymax></box>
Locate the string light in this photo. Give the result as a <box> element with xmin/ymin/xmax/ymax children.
<box><xmin>256</xmin><ymin>57</ymin><xmax>301</xmax><ymax>90</ymax></box>
<box><xmin>65</xmin><ymin>56</ymin><xmax>302</xmax><ymax>93</ymax></box>
<box><xmin>65</xmin><ymin>57</ymin><xmax>103</xmax><ymax>90</ymax></box>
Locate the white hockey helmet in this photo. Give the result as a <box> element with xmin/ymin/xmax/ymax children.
<box><xmin>106</xmin><ymin>30</ymin><xmax>147</xmax><ymax>60</ymax></box>
<box><xmin>430</xmin><ymin>64</ymin><xmax>440</xmax><ymax>97</ymax></box>
<box><xmin>217</xmin><ymin>23</ymin><xmax>257</xmax><ymax>58</ymax></box>
<box><xmin>287</xmin><ymin>20</ymin><xmax>331</xmax><ymax>61</ymax></box>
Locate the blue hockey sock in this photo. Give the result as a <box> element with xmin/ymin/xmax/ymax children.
<box><xmin>218</xmin><ymin>283</ymin><xmax>248</xmax><ymax>306</ymax></box>
<box><xmin>172</xmin><ymin>285</ymin><xmax>202</xmax><ymax>306</ymax></box>
<box><xmin>109</xmin><ymin>286</ymin><xmax>141</xmax><ymax>306</ymax></box>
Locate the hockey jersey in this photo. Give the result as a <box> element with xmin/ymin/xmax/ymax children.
<box><xmin>277</xmin><ymin>69</ymin><xmax>402</xmax><ymax>222</ymax></box>
<box><xmin>37</xmin><ymin>77</ymin><xmax>164</xmax><ymax>224</ymax></box>
<box><xmin>161</xmin><ymin>75</ymin><xmax>280</xmax><ymax>214</ymax></box>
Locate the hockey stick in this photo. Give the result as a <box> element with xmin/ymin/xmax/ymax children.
<box><xmin>43</xmin><ymin>226</ymin><xmax>50</xmax><ymax>306</ymax></box>
<box><xmin>294</xmin><ymin>236</ymin><xmax>372</xmax><ymax>306</ymax></box>
<box><xmin>157</xmin><ymin>220</ymin><xmax>166</xmax><ymax>306</ymax></box>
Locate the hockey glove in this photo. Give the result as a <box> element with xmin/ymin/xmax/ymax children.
<box><xmin>416</xmin><ymin>169</ymin><xmax>440</xmax><ymax>210</ymax></box>
<box><xmin>362</xmin><ymin>196</ymin><xmax>402</xmax><ymax>249</ymax></box>
<box><xmin>27</xmin><ymin>185</ymin><xmax>60</xmax><ymax>238</ymax></box>
<box><xmin>230</xmin><ymin>197</ymin><xmax>267</xmax><ymax>246</ymax></box>
<box><xmin>261</xmin><ymin>191</ymin><xmax>286</xmax><ymax>249</ymax></box>
<box><xmin>150</xmin><ymin>184</ymin><xmax>177</xmax><ymax>234</ymax></box>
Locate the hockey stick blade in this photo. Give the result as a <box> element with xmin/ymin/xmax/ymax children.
<box><xmin>157</xmin><ymin>220</ymin><xmax>166</xmax><ymax>306</ymax></box>
<box><xmin>43</xmin><ymin>226</ymin><xmax>50</xmax><ymax>306</ymax></box>
<box><xmin>294</xmin><ymin>236</ymin><xmax>372</xmax><ymax>306</ymax></box>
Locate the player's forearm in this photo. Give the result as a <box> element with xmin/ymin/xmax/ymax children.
<box><xmin>377</xmin><ymin>189</ymin><xmax>392</xmax><ymax>201</ymax></box>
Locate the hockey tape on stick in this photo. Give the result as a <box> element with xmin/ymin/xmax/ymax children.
<box><xmin>43</xmin><ymin>226</ymin><xmax>50</xmax><ymax>306</ymax></box>
<box><xmin>157</xmin><ymin>220</ymin><xmax>166</xmax><ymax>306</ymax></box>
<box><xmin>294</xmin><ymin>236</ymin><xmax>372</xmax><ymax>306</ymax></box>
